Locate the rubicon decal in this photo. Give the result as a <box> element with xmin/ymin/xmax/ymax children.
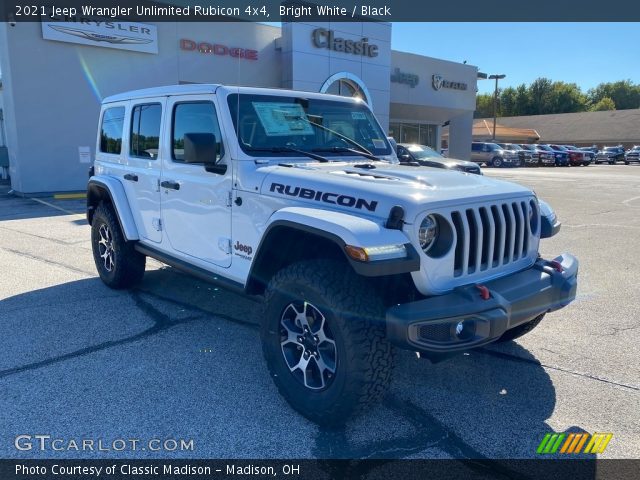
<box><xmin>269</xmin><ymin>183</ymin><xmax>378</xmax><ymax>212</ymax></box>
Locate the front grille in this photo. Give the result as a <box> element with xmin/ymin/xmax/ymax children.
<box><xmin>451</xmin><ymin>201</ymin><xmax>532</xmax><ymax>277</ymax></box>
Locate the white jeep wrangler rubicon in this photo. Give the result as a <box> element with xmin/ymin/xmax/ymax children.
<box><xmin>88</xmin><ymin>84</ymin><xmax>578</xmax><ymax>425</ymax></box>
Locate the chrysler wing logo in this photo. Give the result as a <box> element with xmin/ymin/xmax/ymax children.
<box><xmin>432</xmin><ymin>74</ymin><xmax>444</xmax><ymax>91</ymax></box>
<box><xmin>48</xmin><ymin>25</ymin><xmax>153</xmax><ymax>45</ymax></box>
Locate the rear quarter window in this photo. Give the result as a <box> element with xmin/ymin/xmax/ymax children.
<box><xmin>100</xmin><ymin>107</ymin><xmax>125</xmax><ymax>154</ymax></box>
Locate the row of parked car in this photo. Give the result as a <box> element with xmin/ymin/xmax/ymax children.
<box><xmin>387</xmin><ymin>139</ymin><xmax>640</xmax><ymax>177</ymax></box>
<box><xmin>469</xmin><ymin>142</ymin><xmax>640</xmax><ymax>168</ymax></box>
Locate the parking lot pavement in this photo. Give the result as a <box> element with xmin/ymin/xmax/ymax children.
<box><xmin>0</xmin><ymin>165</ymin><xmax>639</xmax><ymax>463</ymax></box>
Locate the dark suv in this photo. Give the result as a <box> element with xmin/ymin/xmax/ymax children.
<box><xmin>596</xmin><ymin>146</ymin><xmax>625</xmax><ymax>164</ymax></box>
<box><xmin>497</xmin><ymin>143</ymin><xmax>534</xmax><ymax>167</ymax></box>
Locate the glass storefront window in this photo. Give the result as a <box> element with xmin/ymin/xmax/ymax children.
<box><xmin>388</xmin><ymin>122</ymin><xmax>438</xmax><ymax>149</ymax></box>
<box><xmin>324</xmin><ymin>79</ymin><xmax>368</xmax><ymax>104</ymax></box>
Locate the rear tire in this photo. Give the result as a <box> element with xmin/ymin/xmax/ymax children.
<box><xmin>261</xmin><ymin>260</ymin><xmax>394</xmax><ymax>426</ymax></box>
<box><xmin>494</xmin><ymin>314</ymin><xmax>545</xmax><ymax>343</ymax></box>
<box><xmin>91</xmin><ymin>202</ymin><xmax>146</xmax><ymax>289</ymax></box>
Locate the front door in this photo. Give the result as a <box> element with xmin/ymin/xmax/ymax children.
<box><xmin>160</xmin><ymin>96</ymin><xmax>232</xmax><ymax>267</ymax></box>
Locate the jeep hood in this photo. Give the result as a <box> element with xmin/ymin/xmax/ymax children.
<box><xmin>259</xmin><ymin>161</ymin><xmax>533</xmax><ymax>223</ymax></box>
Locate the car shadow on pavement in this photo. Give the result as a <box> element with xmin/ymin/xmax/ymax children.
<box><xmin>0</xmin><ymin>267</ymin><xmax>593</xmax><ymax>474</ymax></box>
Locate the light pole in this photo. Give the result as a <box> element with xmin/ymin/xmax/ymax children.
<box><xmin>488</xmin><ymin>74</ymin><xmax>506</xmax><ymax>141</ymax></box>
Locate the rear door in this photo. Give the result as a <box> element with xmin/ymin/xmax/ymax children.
<box><xmin>160</xmin><ymin>96</ymin><xmax>232</xmax><ymax>267</ymax></box>
<box><xmin>122</xmin><ymin>99</ymin><xmax>165</xmax><ymax>243</ymax></box>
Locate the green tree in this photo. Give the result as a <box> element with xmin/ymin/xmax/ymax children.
<box><xmin>549</xmin><ymin>82</ymin><xmax>588</xmax><ymax>114</ymax></box>
<box><xmin>474</xmin><ymin>93</ymin><xmax>494</xmax><ymax>118</ymax></box>
<box><xmin>591</xmin><ymin>96</ymin><xmax>616</xmax><ymax>111</ymax></box>
<box><xmin>513</xmin><ymin>84</ymin><xmax>532</xmax><ymax>116</ymax></box>
<box><xmin>588</xmin><ymin>80</ymin><xmax>640</xmax><ymax>110</ymax></box>
<box><xmin>500</xmin><ymin>87</ymin><xmax>517</xmax><ymax>117</ymax></box>
<box><xmin>528</xmin><ymin>77</ymin><xmax>554</xmax><ymax>115</ymax></box>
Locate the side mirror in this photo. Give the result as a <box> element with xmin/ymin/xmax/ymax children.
<box><xmin>399</xmin><ymin>154</ymin><xmax>412</xmax><ymax>162</ymax></box>
<box><xmin>183</xmin><ymin>132</ymin><xmax>226</xmax><ymax>174</ymax></box>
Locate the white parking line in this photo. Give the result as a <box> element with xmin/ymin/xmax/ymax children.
<box><xmin>30</xmin><ymin>197</ymin><xmax>84</xmax><ymax>216</ymax></box>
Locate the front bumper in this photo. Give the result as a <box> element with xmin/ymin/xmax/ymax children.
<box><xmin>386</xmin><ymin>254</ymin><xmax>578</xmax><ymax>354</ymax></box>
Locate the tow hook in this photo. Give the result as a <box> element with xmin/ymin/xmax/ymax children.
<box><xmin>476</xmin><ymin>284</ymin><xmax>491</xmax><ymax>300</ymax></box>
<box><xmin>548</xmin><ymin>260</ymin><xmax>564</xmax><ymax>273</ymax></box>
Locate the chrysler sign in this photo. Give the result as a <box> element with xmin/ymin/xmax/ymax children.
<box><xmin>432</xmin><ymin>74</ymin><xmax>468</xmax><ymax>91</ymax></box>
<box><xmin>41</xmin><ymin>20</ymin><xmax>158</xmax><ymax>54</ymax></box>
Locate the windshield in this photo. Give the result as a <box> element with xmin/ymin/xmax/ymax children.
<box><xmin>537</xmin><ymin>145</ymin><xmax>553</xmax><ymax>152</ymax></box>
<box><xmin>227</xmin><ymin>94</ymin><xmax>392</xmax><ymax>158</ymax></box>
<box><xmin>406</xmin><ymin>145</ymin><xmax>443</xmax><ymax>159</ymax></box>
<box><xmin>507</xmin><ymin>144</ymin><xmax>523</xmax><ymax>150</ymax></box>
<box><xmin>604</xmin><ymin>147</ymin><xmax>618</xmax><ymax>151</ymax></box>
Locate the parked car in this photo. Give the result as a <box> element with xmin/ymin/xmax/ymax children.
<box><xmin>519</xmin><ymin>144</ymin><xmax>555</xmax><ymax>167</ymax></box>
<box><xmin>550</xmin><ymin>145</ymin><xmax>590</xmax><ymax>167</ymax></box>
<box><xmin>538</xmin><ymin>145</ymin><xmax>569</xmax><ymax>166</ymax></box>
<box><xmin>497</xmin><ymin>143</ymin><xmax>535</xmax><ymax>167</ymax></box>
<box><xmin>87</xmin><ymin>84</ymin><xmax>578</xmax><ymax>424</ymax></box>
<box><xmin>625</xmin><ymin>146</ymin><xmax>640</xmax><ymax>164</ymax></box>
<box><xmin>566</xmin><ymin>146</ymin><xmax>595</xmax><ymax>164</ymax></box>
<box><xmin>470</xmin><ymin>142</ymin><xmax>520</xmax><ymax>167</ymax></box>
<box><xmin>596</xmin><ymin>146</ymin><xmax>625</xmax><ymax>164</ymax></box>
<box><xmin>397</xmin><ymin>143</ymin><xmax>482</xmax><ymax>175</ymax></box>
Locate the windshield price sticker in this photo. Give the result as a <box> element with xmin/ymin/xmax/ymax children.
<box><xmin>253</xmin><ymin>102</ymin><xmax>314</xmax><ymax>136</ymax></box>
<box><xmin>351</xmin><ymin>111</ymin><xmax>367</xmax><ymax>120</ymax></box>
<box><xmin>372</xmin><ymin>139</ymin><xmax>386</xmax><ymax>149</ymax></box>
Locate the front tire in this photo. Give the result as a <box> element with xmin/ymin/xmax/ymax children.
<box><xmin>261</xmin><ymin>260</ymin><xmax>393</xmax><ymax>426</ymax></box>
<box><xmin>91</xmin><ymin>202</ymin><xmax>146</xmax><ymax>289</ymax></box>
<box><xmin>491</xmin><ymin>156</ymin><xmax>503</xmax><ymax>168</ymax></box>
<box><xmin>494</xmin><ymin>314</ymin><xmax>545</xmax><ymax>343</ymax></box>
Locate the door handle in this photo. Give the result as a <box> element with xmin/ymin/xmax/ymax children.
<box><xmin>124</xmin><ymin>173</ymin><xmax>138</xmax><ymax>182</ymax></box>
<box><xmin>160</xmin><ymin>180</ymin><xmax>180</xmax><ymax>191</ymax></box>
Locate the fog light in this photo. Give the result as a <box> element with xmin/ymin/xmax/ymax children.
<box><xmin>454</xmin><ymin>320</ymin><xmax>476</xmax><ymax>340</ymax></box>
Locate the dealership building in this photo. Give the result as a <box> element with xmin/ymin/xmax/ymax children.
<box><xmin>0</xmin><ymin>20</ymin><xmax>477</xmax><ymax>194</ymax></box>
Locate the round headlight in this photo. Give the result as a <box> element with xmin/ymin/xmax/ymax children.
<box><xmin>419</xmin><ymin>215</ymin><xmax>439</xmax><ymax>253</ymax></box>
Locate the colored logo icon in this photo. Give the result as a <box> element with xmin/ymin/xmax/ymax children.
<box><xmin>537</xmin><ymin>432</ymin><xmax>613</xmax><ymax>454</ymax></box>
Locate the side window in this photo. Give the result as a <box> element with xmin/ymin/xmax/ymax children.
<box><xmin>100</xmin><ymin>107</ymin><xmax>125</xmax><ymax>154</ymax></box>
<box><xmin>130</xmin><ymin>104</ymin><xmax>162</xmax><ymax>159</ymax></box>
<box><xmin>471</xmin><ymin>143</ymin><xmax>480</xmax><ymax>152</ymax></box>
<box><xmin>172</xmin><ymin>102</ymin><xmax>224</xmax><ymax>162</ymax></box>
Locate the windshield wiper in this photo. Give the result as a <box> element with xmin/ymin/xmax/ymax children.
<box><xmin>292</xmin><ymin>114</ymin><xmax>381</xmax><ymax>158</ymax></box>
<box><xmin>244</xmin><ymin>146</ymin><xmax>329</xmax><ymax>162</ymax></box>
<box><xmin>312</xmin><ymin>146</ymin><xmax>383</xmax><ymax>162</ymax></box>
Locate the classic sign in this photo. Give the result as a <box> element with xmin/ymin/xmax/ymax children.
<box><xmin>312</xmin><ymin>28</ymin><xmax>378</xmax><ymax>57</ymax></box>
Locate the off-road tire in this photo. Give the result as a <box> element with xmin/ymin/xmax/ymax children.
<box><xmin>491</xmin><ymin>156</ymin><xmax>503</xmax><ymax>168</ymax></box>
<box><xmin>608</xmin><ymin>161</ymin><xmax>614</xmax><ymax>165</ymax></box>
<box><xmin>91</xmin><ymin>202</ymin><xmax>146</xmax><ymax>289</ymax></box>
<box><xmin>625</xmin><ymin>161</ymin><xmax>630</xmax><ymax>165</ymax></box>
<box><xmin>261</xmin><ymin>260</ymin><xmax>394</xmax><ymax>426</ymax></box>
<box><xmin>494</xmin><ymin>314</ymin><xmax>545</xmax><ymax>343</ymax></box>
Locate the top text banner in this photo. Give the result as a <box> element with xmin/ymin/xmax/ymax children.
<box><xmin>4</xmin><ymin>0</ymin><xmax>640</xmax><ymax>22</ymax></box>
